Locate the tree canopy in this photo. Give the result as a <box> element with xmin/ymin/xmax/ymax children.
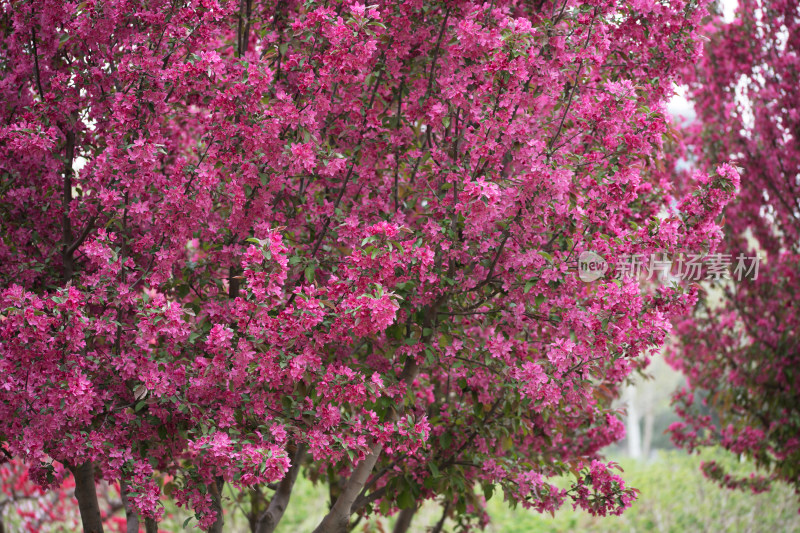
<box><xmin>0</xmin><ymin>0</ymin><xmax>737</xmax><ymax>531</ymax></box>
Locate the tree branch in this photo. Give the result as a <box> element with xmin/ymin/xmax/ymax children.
<box><xmin>31</xmin><ymin>27</ymin><xmax>45</xmax><ymax>101</ymax></box>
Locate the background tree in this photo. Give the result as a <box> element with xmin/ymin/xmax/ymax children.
<box><xmin>0</xmin><ymin>457</ymin><xmax>133</xmax><ymax>533</ymax></box>
<box><xmin>667</xmin><ymin>0</ymin><xmax>800</xmax><ymax>500</ymax></box>
<box><xmin>0</xmin><ymin>0</ymin><xmax>734</xmax><ymax>532</ymax></box>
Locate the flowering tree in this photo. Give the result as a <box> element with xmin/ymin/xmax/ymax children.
<box><xmin>0</xmin><ymin>0</ymin><xmax>734</xmax><ymax>532</ymax></box>
<box><xmin>667</xmin><ymin>0</ymin><xmax>800</xmax><ymax>500</ymax></box>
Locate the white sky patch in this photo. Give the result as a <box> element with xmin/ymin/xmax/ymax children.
<box><xmin>667</xmin><ymin>84</ymin><xmax>694</xmax><ymax>122</ymax></box>
<box><xmin>735</xmin><ymin>74</ymin><xmax>755</xmax><ymax>133</ymax></box>
<box><xmin>720</xmin><ymin>0</ymin><xmax>738</xmax><ymax>23</ymax></box>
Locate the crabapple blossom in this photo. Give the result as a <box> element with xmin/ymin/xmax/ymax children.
<box><xmin>0</xmin><ymin>0</ymin><xmax>732</xmax><ymax>531</ymax></box>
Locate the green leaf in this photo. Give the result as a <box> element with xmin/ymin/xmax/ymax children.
<box><xmin>524</xmin><ymin>280</ymin><xmax>536</xmax><ymax>293</ymax></box>
<box><xmin>424</xmin><ymin>347</ymin><xmax>436</xmax><ymax>364</ymax></box>
<box><xmin>304</xmin><ymin>264</ymin><xmax>316</xmax><ymax>283</ymax></box>
<box><xmin>397</xmin><ymin>489</ymin><xmax>415</xmax><ymax>509</ymax></box>
<box><xmin>379</xmin><ymin>499</ymin><xmax>391</xmax><ymax>515</ymax></box>
<box><xmin>385</xmin><ymin>324</ymin><xmax>403</xmax><ymax>340</ymax></box>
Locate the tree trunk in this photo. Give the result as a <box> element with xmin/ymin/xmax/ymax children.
<box><xmin>248</xmin><ymin>489</ymin><xmax>267</xmax><ymax>533</ymax></box>
<box><xmin>60</xmin><ymin>117</ymin><xmax>103</xmax><ymax>533</ymax></box>
<box><xmin>145</xmin><ymin>518</ymin><xmax>158</xmax><ymax>533</ymax></box>
<box><xmin>71</xmin><ymin>462</ymin><xmax>105</xmax><ymax>533</ymax></box>
<box><xmin>208</xmin><ymin>476</ymin><xmax>225</xmax><ymax>533</ymax></box>
<box><xmin>392</xmin><ymin>505</ymin><xmax>417</xmax><ymax>533</ymax></box>
<box><xmin>256</xmin><ymin>444</ymin><xmax>307</xmax><ymax>533</ymax></box>
<box><xmin>431</xmin><ymin>501</ymin><xmax>450</xmax><ymax>533</ymax></box>
<box><xmin>311</xmin><ymin>442</ymin><xmax>384</xmax><ymax>533</ymax></box>
<box><xmin>119</xmin><ymin>479</ymin><xmax>140</xmax><ymax>533</ymax></box>
<box><xmin>311</xmin><ymin>304</ymin><xmax>439</xmax><ymax>533</ymax></box>
<box><xmin>61</xmin><ymin>128</ymin><xmax>75</xmax><ymax>281</ymax></box>
<box><xmin>208</xmin><ymin>264</ymin><xmax>240</xmax><ymax>533</ymax></box>
<box><xmin>313</xmin><ymin>357</ymin><xmax>421</xmax><ymax>533</ymax></box>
